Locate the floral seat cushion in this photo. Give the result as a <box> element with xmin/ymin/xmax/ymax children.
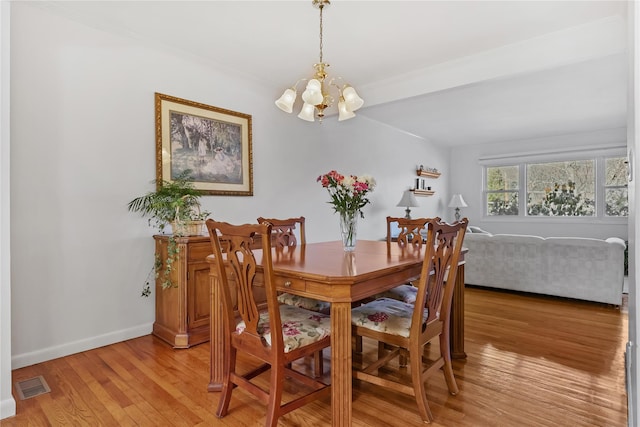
<box><xmin>352</xmin><ymin>298</ymin><xmax>428</xmax><ymax>338</ymax></box>
<box><xmin>277</xmin><ymin>292</ymin><xmax>331</xmax><ymax>315</ymax></box>
<box><xmin>235</xmin><ymin>304</ymin><xmax>331</xmax><ymax>353</ymax></box>
<box><xmin>376</xmin><ymin>284</ymin><xmax>418</xmax><ymax>304</ymax></box>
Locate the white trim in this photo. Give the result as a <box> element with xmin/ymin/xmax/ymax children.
<box><xmin>11</xmin><ymin>323</ymin><xmax>153</xmax><ymax>370</ymax></box>
<box><xmin>0</xmin><ymin>0</ymin><xmax>15</xmax><ymax>420</ymax></box>
<box><xmin>479</xmin><ymin>144</ymin><xmax>626</xmax><ymax>165</ymax></box>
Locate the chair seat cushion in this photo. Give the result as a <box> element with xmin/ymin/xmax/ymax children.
<box><xmin>236</xmin><ymin>304</ymin><xmax>331</xmax><ymax>352</ymax></box>
<box><xmin>352</xmin><ymin>298</ymin><xmax>428</xmax><ymax>338</ymax></box>
<box><xmin>376</xmin><ymin>284</ymin><xmax>418</xmax><ymax>304</ymax></box>
<box><xmin>277</xmin><ymin>292</ymin><xmax>331</xmax><ymax>314</ymax></box>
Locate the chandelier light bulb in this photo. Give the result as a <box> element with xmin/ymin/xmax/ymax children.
<box><xmin>275</xmin><ymin>88</ymin><xmax>297</xmax><ymax>113</ymax></box>
<box><xmin>298</xmin><ymin>103</ymin><xmax>316</xmax><ymax>122</ymax></box>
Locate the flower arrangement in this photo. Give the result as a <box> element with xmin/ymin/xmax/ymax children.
<box><xmin>317</xmin><ymin>170</ymin><xmax>376</xmax><ymax>218</ymax></box>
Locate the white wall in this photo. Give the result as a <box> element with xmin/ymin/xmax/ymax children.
<box><xmin>0</xmin><ymin>0</ymin><xmax>16</xmax><ymax>420</ymax></box>
<box><xmin>450</xmin><ymin>127</ymin><xmax>628</xmax><ymax>240</ymax></box>
<box><xmin>8</xmin><ymin>3</ymin><xmax>443</xmax><ymax>369</ymax></box>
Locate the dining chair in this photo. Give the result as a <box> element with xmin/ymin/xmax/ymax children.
<box><xmin>206</xmin><ymin>219</ymin><xmax>332</xmax><ymax>427</ymax></box>
<box><xmin>351</xmin><ymin>217</ymin><xmax>468</xmax><ymax>423</ymax></box>
<box><xmin>257</xmin><ymin>216</ymin><xmax>330</xmax><ymax>376</ymax></box>
<box><xmin>257</xmin><ymin>217</ymin><xmax>330</xmax><ymax>310</ymax></box>
<box><xmin>376</xmin><ymin>216</ymin><xmax>431</xmax><ymax>304</ymax></box>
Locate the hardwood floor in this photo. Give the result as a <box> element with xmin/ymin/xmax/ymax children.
<box><xmin>4</xmin><ymin>287</ymin><xmax>628</xmax><ymax>426</ymax></box>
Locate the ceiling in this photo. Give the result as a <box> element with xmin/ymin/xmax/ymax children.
<box><xmin>36</xmin><ymin>0</ymin><xmax>629</xmax><ymax>146</ymax></box>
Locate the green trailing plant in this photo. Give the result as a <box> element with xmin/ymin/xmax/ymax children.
<box><xmin>128</xmin><ymin>170</ymin><xmax>211</xmax><ymax>295</ymax></box>
<box><xmin>127</xmin><ymin>170</ymin><xmax>209</xmax><ymax>234</ymax></box>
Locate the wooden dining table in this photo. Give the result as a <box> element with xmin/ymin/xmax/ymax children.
<box><xmin>207</xmin><ymin>239</ymin><xmax>467</xmax><ymax>427</ymax></box>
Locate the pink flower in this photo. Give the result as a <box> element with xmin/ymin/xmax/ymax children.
<box><xmin>282</xmin><ymin>321</ymin><xmax>301</xmax><ymax>336</ymax></box>
<box><xmin>317</xmin><ymin>170</ymin><xmax>376</xmax><ymax>218</ymax></box>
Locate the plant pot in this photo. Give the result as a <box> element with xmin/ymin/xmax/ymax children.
<box><xmin>171</xmin><ymin>220</ymin><xmax>205</xmax><ymax>236</ymax></box>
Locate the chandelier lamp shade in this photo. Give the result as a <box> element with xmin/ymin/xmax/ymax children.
<box><xmin>397</xmin><ymin>190</ymin><xmax>420</xmax><ymax>219</ymax></box>
<box><xmin>448</xmin><ymin>194</ymin><xmax>468</xmax><ymax>221</ymax></box>
<box><xmin>274</xmin><ymin>0</ymin><xmax>364</xmax><ymax>122</ymax></box>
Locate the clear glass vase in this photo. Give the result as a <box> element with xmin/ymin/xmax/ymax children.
<box><xmin>339</xmin><ymin>211</ymin><xmax>359</xmax><ymax>252</ymax></box>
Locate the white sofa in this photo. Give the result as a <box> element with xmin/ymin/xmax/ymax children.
<box><xmin>463</xmin><ymin>229</ymin><xmax>626</xmax><ymax>305</ymax></box>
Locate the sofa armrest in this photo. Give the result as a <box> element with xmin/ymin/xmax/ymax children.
<box><xmin>606</xmin><ymin>237</ymin><xmax>626</xmax><ymax>249</ymax></box>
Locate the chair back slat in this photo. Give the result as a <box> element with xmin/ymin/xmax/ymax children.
<box><xmin>257</xmin><ymin>216</ymin><xmax>306</xmax><ymax>248</ymax></box>
<box><xmin>206</xmin><ymin>220</ymin><xmax>282</xmax><ymax>350</ymax></box>
<box><xmin>412</xmin><ymin>218</ymin><xmax>468</xmax><ymax>330</ymax></box>
<box><xmin>386</xmin><ymin>216</ymin><xmax>430</xmax><ymax>248</ymax></box>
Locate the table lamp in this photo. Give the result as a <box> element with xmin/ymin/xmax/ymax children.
<box><xmin>448</xmin><ymin>194</ymin><xmax>468</xmax><ymax>221</ymax></box>
<box><xmin>397</xmin><ymin>190</ymin><xmax>420</xmax><ymax>219</ymax></box>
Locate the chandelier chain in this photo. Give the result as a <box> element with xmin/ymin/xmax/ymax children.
<box><xmin>319</xmin><ymin>4</ymin><xmax>324</xmax><ymax>63</ymax></box>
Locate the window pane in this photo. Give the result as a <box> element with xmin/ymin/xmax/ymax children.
<box><xmin>526</xmin><ymin>160</ymin><xmax>595</xmax><ymax>216</ymax></box>
<box><xmin>487</xmin><ymin>166</ymin><xmax>518</xmax><ymax>191</ymax></box>
<box><xmin>487</xmin><ymin>192</ymin><xmax>518</xmax><ymax>215</ymax></box>
<box><xmin>605</xmin><ymin>157</ymin><xmax>628</xmax><ymax>186</ymax></box>
<box><xmin>606</xmin><ymin>188</ymin><xmax>629</xmax><ymax>217</ymax></box>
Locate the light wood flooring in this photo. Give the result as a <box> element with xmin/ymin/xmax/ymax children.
<box><xmin>4</xmin><ymin>287</ymin><xmax>628</xmax><ymax>426</ymax></box>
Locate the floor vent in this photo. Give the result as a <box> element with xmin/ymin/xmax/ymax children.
<box><xmin>14</xmin><ymin>375</ymin><xmax>51</xmax><ymax>400</ymax></box>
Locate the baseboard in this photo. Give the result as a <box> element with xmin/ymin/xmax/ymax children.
<box><xmin>11</xmin><ymin>323</ymin><xmax>153</xmax><ymax>370</ymax></box>
<box><xmin>0</xmin><ymin>396</ymin><xmax>16</xmax><ymax>420</ymax></box>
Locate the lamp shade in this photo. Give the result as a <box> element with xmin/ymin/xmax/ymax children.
<box><xmin>302</xmin><ymin>79</ymin><xmax>324</xmax><ymax>105</ymax></box>
<box><xmin>297</xmin><ymin>103</ymin><xmax>316</xmax><ymax>122</ymax></box>
<box><xmin>343</xmin><ymin>86</ymin><xmax>364</xmax><ymax>111</ymax></box>
<box><xmin>338</xmin><ymin>100</ymin><xmax>356</xmax><ymax>121</ymax></box>
<box><xmin>275</xmin><ymin>88</ymin><xmax>297</xmax><ymax>113</ymax></box>
<box><xmin>448</xmin><ymin>194</ymin><xmax>468</xmax><ymax>208</ymax></box>
<box><xmin>397</xmin><ymin>190</ymin><xmax>420</xmax><ymax>208</ymax></box>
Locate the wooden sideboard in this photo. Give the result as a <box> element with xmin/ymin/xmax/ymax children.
<box><xmin>152</xmin><ymin>235</ymin><xmax>212</xmax><ymax>348</ymax></box>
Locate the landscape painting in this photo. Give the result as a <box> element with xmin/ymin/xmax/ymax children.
<box><xmin>155</xmin><ymin>93</ymin><xmax>253</xmax><ymax>196</ymax></box>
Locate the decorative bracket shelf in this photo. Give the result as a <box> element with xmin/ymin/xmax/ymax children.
<box><xmin>412</xmin><ymin>189</ymin><xmax>435</xmax><ymax>196</ymax></box>
<box><xmin>416</xmin><ymin>170</ymin><xmax>441</xmax><ymax>178</ymax></box>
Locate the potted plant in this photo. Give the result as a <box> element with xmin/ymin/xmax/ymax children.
<box><xmin>128</xmin><ymin>170</ymin><xmax>211</xmax><ymax>294</ymax></box>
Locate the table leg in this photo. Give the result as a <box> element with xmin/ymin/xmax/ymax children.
<box><xmin>331</xmin><ymin>301</ymin><xmax>352</xmax><ymax>426</ymax></box>
<box><xmin>208</xmin><ymin>270</ymin><xmax>224</xmax><ymax>391</ymax></box>
<box><xmin>450</xmin><ymin>263</ymin><xmax>467</xmax><ymax>359</ymax></box>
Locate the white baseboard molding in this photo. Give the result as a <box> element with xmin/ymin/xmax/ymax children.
<box><xmin>11</xmin><ymin>323</ymin><xmax>153</xmax><ymax>370</ymax></box>
<box><xmin>0</xmin><ymin>396</ymin><xmax>16</xmax><ymax>420</ymax></box>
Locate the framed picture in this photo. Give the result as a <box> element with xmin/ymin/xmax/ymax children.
<box><xmin>155</xmin><ymin>92</ymin><xmax>253</xmax><ymax>196</ymax></box>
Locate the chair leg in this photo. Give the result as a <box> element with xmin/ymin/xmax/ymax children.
<box><xmin>354</xmin><ymin>335</ymin><xmax>363</xmax><ymax>353</ymax></box>
<box><xmin>399</xmin><ymin>348</ymin><xmax>408</xmax><ymax>368</ymax></box>
<box><xmin>410</xmin><ymin>347</ymin><xmax>434</xmax><ymax>423</ymax></box>
<box><xmin>265</xmin><ymin>362</ymin><xmax>285</xmax><ymax>427</ymax></box>
<box><xmin>216</xmin><ymin>348</ymin><xmax>236</xmax><ymax>418</ymax></box>
<box><xmin>314</xmin><ymin>349</ymin><xmax>324</xmax><ymax>377</ymax></box>
<box><xmin>439</xmin><ymin>332</ymin><xmax>459</xmax><ymax>395</ymax></box>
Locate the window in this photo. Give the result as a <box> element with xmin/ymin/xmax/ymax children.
<box><xmin>486</xmin><ymin>166</ymin><xmax>519</xmax><ymax>215</ymax></box>
<box><xmin>484</xmin><ymin>154</ymin><xmax>628</xmax><ymax>219</ymax></box>
<box><xmin>526</xmin><ymin>160</ymin><xmax>595</xmax><ymax>217</ymax></box>
<box><xmin>605</xmin><ymin>157</ymin><xmax>629</xmax><ymax>217</ymax></box>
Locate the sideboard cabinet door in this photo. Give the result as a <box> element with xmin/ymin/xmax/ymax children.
<box><xmin>152</xmin><ymin>235</ymin><xmax>211</xmax><ymax>348</ymax></box>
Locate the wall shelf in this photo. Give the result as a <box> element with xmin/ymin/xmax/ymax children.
<box><xmin>416</xmin><ymin>170</ymin><xmax>441</xmax><ymax>178</ymax></box>
<box><xmin>412</xmin><ymin>189</ymin><xmax>435</xmax><ymax>196</ymax></box>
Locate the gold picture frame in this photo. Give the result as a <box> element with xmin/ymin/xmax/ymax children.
<box><xmin>155</xmin><ymin>92</ymin><xmax>253</xmax><ymax>196</ymax></box>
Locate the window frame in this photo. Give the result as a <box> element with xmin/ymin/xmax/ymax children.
<box><xmin>481</xmin><ymin>148</ymin><xmax>627</xmax><ymax>223</ymax></box>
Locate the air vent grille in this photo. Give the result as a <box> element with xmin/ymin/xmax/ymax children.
<box><xmin>14</xmin><ymin>375</ymin><xmax>51</xmax><ymax>400</ymax></box>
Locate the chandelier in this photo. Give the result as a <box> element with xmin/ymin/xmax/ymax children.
<box><xmin>275</xmin><ymin>0</ymin><xmax>364</xmax><ymax>122</ymax></box>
